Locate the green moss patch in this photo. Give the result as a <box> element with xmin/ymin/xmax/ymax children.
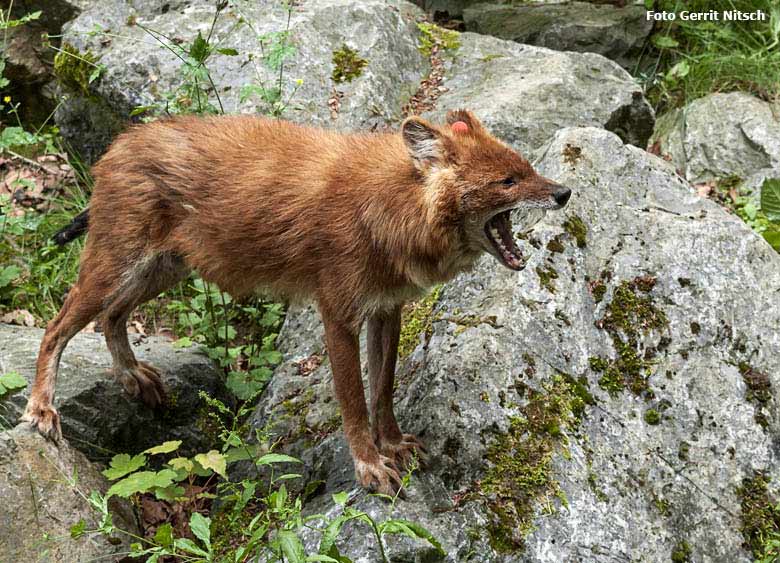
<box><xmin>54</xmin><ymin>43</ymin><xmax>102</xmax><ymax>96</ymax></box>
<box><xmin>480</xmin><ymin>375</ymin><xmax>590</xmax><ymax>552</ymax></box>
<box><xmin>589</xmin><ymin>277</ymin><xmax>668</xmax><ymax>397</ymax></box>
<box><xmin>562</xmin><ymin>215</ymin><xmax>587</xmax><ymax>248</ymax></box>
<box><xmin>331</xmin><ymin>45</ymin><xmax>368</xmax><ymax>84</ymax></box>
<box><xmin>738</xmin><ymin>472</ymin><xmax>780</xmax><ymax>559</ymax></box>
<box><xmin>546</xmin><ymin>236</ymin><xmax>565</xmax><ymax>254</ymax></box>
<box><xmin>671</xmin><ymin>541</ymin><xmax>692</xmax><ymax>562</ymax></box>
<box><xmin>643</xmin><ymin>408</ymin><xmax>661</xmax><ymax>425</ymax></box>
<box><xmin>398</xmin><ymin>285</ymin><xmax>442</xmax><ymax>359</ymax></box>
<box><xmin>535</xmin><ymin>264</ymin><xmax>559</xmax><ymax>293</ymax></box>
<box><xmin>417</xmin><ymin>22</ymin><xmax>460</xmax><ymax>56</ymax></box>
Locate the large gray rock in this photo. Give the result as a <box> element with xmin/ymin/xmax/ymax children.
<box><xmin>423</xmin><ymin>32</ymin><xmax>654</xmax><ymax>157</ymax></box>
<box><xmin>1</xmin><ymin>0</ymin><xmax>81</xmax><ymax>126</ymax></box>
<box><xmin>0</xmin><ymin>424</ymin><xmax>138</xmax><ymax>561</ymax></box>
<box><xmin>0</xmin><ymin>324</ymin><xmax>227</xmax><ymax>461</ymax></box>
<box><xmin>412</xmin><ymin>0</ymin><xmax>484</xmax><ymax>17</ymax></box>
<box><xmin>54</xmin><ymin>0</ymin><xmax>427</xmax><ymax>162</ymax></box>
<box><xmin>652</xmin><ymin>92</ymin><xmax>780</xmax><ymax>187</ymax></box>
<box><xmin>251</xmin><ymin>127</ymin><xmax>779</xmax><ymax>561</ymax></box>
<box><xmin>463</xmin><ymin>2</ymin><xmax>652</xmax><ymax>69</ymax></box>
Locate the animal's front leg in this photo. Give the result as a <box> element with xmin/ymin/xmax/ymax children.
<box><xmin>367</xmin><ymin>305</ymin><xmax>428</xmax><ymax>470</ymax></box>
<box><xmin>321</xmin><ymin>308</ymin><xmax>402</xmax><ymax>495</ymax></box>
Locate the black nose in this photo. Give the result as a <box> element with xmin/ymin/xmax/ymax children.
<box><xmin>553</xmin><ymin>186</ymin><xmax>571</xmax><ymax>207</ymax></box>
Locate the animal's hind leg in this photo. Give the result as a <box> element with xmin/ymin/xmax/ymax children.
<box><xmin>22</xmin><ymin>249</ymin><xmax>124</xmax><ymax>440</ymax></box>
<box><xmin>102</xmin><ymin>253</ymin><xmax>188</xmax><ymax>407</ymax></box>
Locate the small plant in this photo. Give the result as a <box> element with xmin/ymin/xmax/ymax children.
<box><xmin>416</xmin><ymin>22</ymin><xmax>460</xmax><ymax>57</ymax></box>
<box><xmin>0</xmin><ymin>370</ymin><xmax>27</xmax><ymax>429</ymax></box>
<box><xmin>640</xmin><ymin>0</ymin><xmax>780</xmax><ymax>111</ymax></box>
<box><xmin>166</xmin><ymin>277</ymin><xmax>284</xmax><ymax>400</ymax></box>
<box><xmin>331</xmin><ymin>45</ymin><xmax>368</xmax><ymax>84</ymax></box>
<box><xmin>755</xmin><ymin>178</ymin><xmax>780</xmax><ymax>251</ymax></box>
<box><xmin>67</xmin><ymin>394</ymin><xmax>442</xmax><ymax>562</ymax></box>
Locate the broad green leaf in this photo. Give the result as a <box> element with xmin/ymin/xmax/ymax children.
<box><xmin>0</xmin><ymin>265</ymin><xmax>21</xmax><ymax>289</ymax></box>
<box><xmin>174</xmin><ymin>537</ymin><xmax>209</xmax><ymax>556</ymax></box>
<box><xmin>106</xmin><ymin>469</ymin><xmax>176</xmax><ymax>498</ymax></box>
<box><xmin>256</xmin><ymin>453</ymin><xmax>301</xmax><ymax>466</ymax></box>
<box><xmin>276</xmin><ymin>473</ymin><xmax>303</xmax><ymax>481</ymax></box>
<box><xmin>379</xmin><ymin>519</ymin><xmax>445</xmax><ymax>554</ymax></box>
<box><xmin>763</xmin><ymin>230</ymin><xmax>780</xmax><ymax>251</ymax></box>
<box><xmin>332</xmin><ymin>491</ymin><xmax>348</xmax><ymax>506</ymax></box>
<box><xmin>88</xmin><ymin>63</ymin><xmax>105</xmax><ymax>84</ymax></box>
<box><xmin>0</xmin><ymin>371</ymin><xmax>27</xmax><ymax>396</ymax></box>
<box><xmin>129</xmin><ymin>105</ymin><xmax>155</xmax><ymax>117</ymax></box>
<box><xmin>0</xmin><ymin>10</ymin><xmax>41</xmax><ymax>29</ymax></box>
<box><xmin>743</xmin><ymin>201</ymin><xmax>759</xmax><ymax>220</ymax></box>
<box><xmin>102</xmin><ymin>453</ymin><xmax>147</xmax><ymax>480</ymax></box>
<box><xmin>153</xmin><ymin>522</ymin><xmax>173</xmax><ymax>548</ymax></box>
<box><xmin>277</xmin><ymin>530</ymin><xmax>305</xmax><ymax>563</ymax></box>
<box><xmin>153</xmin><ymin>484</ymin><xmax>186</xmax><ymax>502</ymax></box>
<box><xmin>224</xmin><ymin>443</ymin><xmax>262</xmax><ymax>464</ymax></box>
<box><xmin>318</xmin><ymin>515</ymin><xmax>352</xmax><ymax>555</ymax></box>
<box><xmin>668</xmin><ymin>60</ymin><xmax>689</xmax><ymax>79</ymax></box>
<box><xmin>168</xmin><ymin>457</ymin><xmax>194</xmax><ymax>473</ymax></box>
<box><xmin>652</xmin><ymin>34</ymin><xmax>679</xmax><ymax>49</ymax></box>
<box><xmin>190</xmin><ymin>512</ymin><xmax>211</xmax><ymax>550</ymax></box>
<box><xmin>0</xmin><ymin>126</ymin><xmax>38</xmax><ymax>148</ymax></box>
<box><xmin>195</xmin><ymin>450</ymin><xmax>227</xmax><ymax>478</ymax></box>
<box><xmin>217</xmin><ymin>47</ymin><xmax>239</xmax><ymax>56</ymax></box>
<box><xmin>173</xmin><ymin>336</ymin><xmax>194</xmax><ymax>348</ymax></box>
<box><xmin>226</xmin><ymin>370</ymin><xmax>266</xmax><ymax>401</ymax></box>
<box><xmin>144</xmin><ymin>440</ymin><xmax>182</xmax><ymax>455</ymax></box>
<box><xmin>188</xmin><ymin>32</ymin><xmax>211</xmax><ymax>63</ymax></box>
<box><xmin>761</xmin><ymin>178</ymin><xmax>780</xmax><ymax>222</ymax></box>
<box><xmin>306</xmin><ymin>556</ymin><xmax>341</xmax><ymax>562</ymax></box>
<box><xmin>70</xmin><ymin>518</ymin><xmax>87</xmax><ymax>539</ymax></box>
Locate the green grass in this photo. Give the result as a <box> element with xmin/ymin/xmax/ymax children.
<box><xmin>640</xmin><ymin>0</ymin><xmax>780</xmax><ymax>111</ymax></box>
<box><xmin>0</xmin><ymin>161</ymin><xmax>90</xmax><ymax>322</ymax></box>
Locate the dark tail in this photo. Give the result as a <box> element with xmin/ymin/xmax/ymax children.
<box><xmin>53</xmin><ymin>208</ymin><xmax>89</xmax><ymax>246</ymax></box>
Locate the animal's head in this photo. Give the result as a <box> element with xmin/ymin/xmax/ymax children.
<box><xmin>401</xmin><ymin>109</ymin><xmax>571</xmax><ymax>271</ymax></box>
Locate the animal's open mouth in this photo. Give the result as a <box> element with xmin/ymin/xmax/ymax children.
<box><xmin>484</xmin><ymin>210</ymin><xmax>525</xmax><ymax>271</ymax></box>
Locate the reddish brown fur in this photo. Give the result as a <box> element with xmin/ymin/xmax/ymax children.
<box><xmin>22</xmin><ymin>110</ymin><xmax>568</xmax><ymax>494</ymax></box>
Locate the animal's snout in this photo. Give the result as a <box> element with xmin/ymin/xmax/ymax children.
<box><xmin>552</xmin><ymin>186</ymin><xmax>571</xmax><ymax>208</ymax></box>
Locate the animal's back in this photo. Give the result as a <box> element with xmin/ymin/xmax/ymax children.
<box><xmin>87</xmin><ymin>115</ymin><xmax>375</xmax><ymax>299</ymax></box>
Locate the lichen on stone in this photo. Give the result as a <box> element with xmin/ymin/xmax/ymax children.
<box><xmin>546</xmin><ymin>236</ymin><xmax>565</xmax><ymax>253</ymax></box>
<box><xmin>671</xmin><ymin>540</ymin><xmax>692</xmax><ymax>562</ymax></box>
<box><xmin>590</xmin><ymin>279</ymin><xmax>607</xmax><ymax>303</ymax></box>
<box><xmin>737</xmin><ymin>472</ymin><xmax>780</xmax><ymax>559</ymax></box>
<box><xmin>589</xmin><ymin>277</ymin><xmax>668</xmax><ymax>397</ymax></box>
<box><xmin>562</xmin><ymin>215</ymin><xmax>587</xmax><ymax>248</ymax></box>
<box><xmin>535</xmin><ymin>264</ymin><xmax>559</xmax><ymax>293</ymax></box>
<box><xmin>416</xmin><ymin>22</ymin><xmax>460</xmax><ymax>57</ymax></box>
<box><xmin>331</xmin><ymin>45</ymin><xmax>368</xmax><ymax>84</ymax></box>
<box><xmin>739</xmin><ymin>363</ymin><xmax>772</xmax><ymax>428</ymax></box>
<box><xmin>480</xmin><ymin>374</ymin><xmax>590</xmax><ymax>552</ymax></box>
<box><xmin>644</xmin><ymin>408</ymin><xmax>661</xmax><ymax>425</ymax></box>
<box><xmin>54</xmin><ymin>42</ymin><xmax>101</xmax><ymax>96</ymax></box>
<box><xmin>398</xmin><ymin>285</ymin><xmax>442</xmax><ymax>359</ymax></box>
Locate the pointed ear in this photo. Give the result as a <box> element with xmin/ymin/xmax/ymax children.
<box><xmin>445</xmin><ymin>109</ymin><xmax>485</xmax><ymax>133</ymax></box>
<box><xmin>402</xmin><ymin>117</ymin><xmax>444</xmax><ymax>167</ymax></box>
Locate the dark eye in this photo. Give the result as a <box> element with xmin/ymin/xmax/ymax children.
<box><xmin>501</xmin><ymin>177</ymin><xmax>515</xmax><ymax>187</ymax></box>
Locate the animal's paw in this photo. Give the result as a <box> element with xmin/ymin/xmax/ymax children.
<box><xmin>355</xmin><ymin>454</ymin><xmax>404</xmax><ymax>497</ymax></box>
<box><xmin>21</xmin><ymin>402</ymin><xmax>62</xmax><ymax>442</ymax></box>
<box><xmin>379</xmin><ymin>433</ymin><xmax>428</xmax><ymax>471</ymax></box>
<box><xmin>115</xmin><ymin>362</ymin><xmax>166</xmax><ymax>408</ymax></box>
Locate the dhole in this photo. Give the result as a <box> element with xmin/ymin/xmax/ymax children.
<box><xmin>22</xmin><ymin>110</ymin><xmax>570</xmax><ymax>494</ymax></box>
